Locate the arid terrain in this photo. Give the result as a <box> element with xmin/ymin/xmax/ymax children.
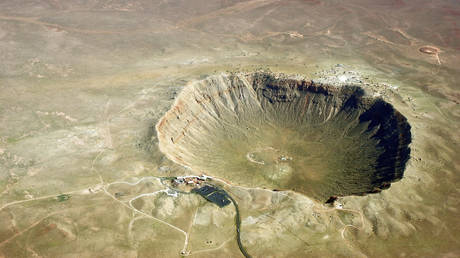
<box><xmin>0</xmin><ymin>0</ymin><xmax>459</xmax><ymax>257</ymax></box>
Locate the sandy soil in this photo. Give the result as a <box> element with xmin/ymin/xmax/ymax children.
<box><xmin>0</xmin><ymin>0</ymin><xmax>459</xmax><ymax>257</ymax></box>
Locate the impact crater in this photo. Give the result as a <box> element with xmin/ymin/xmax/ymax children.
<box><xmin>156</xmin><ymin>72</ymin><xmax>411</xmax><ymax>202</ymax></box>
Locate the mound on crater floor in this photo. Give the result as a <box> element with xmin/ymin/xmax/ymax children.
<box><xmin>156</xmin><ymin>72</ymin><xmax>411</xmax><ymax>202</ymax></box>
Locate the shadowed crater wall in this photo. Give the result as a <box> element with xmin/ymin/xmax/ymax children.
<box><xmin>156</xmin><ymin>73</ymin><xmax>411</xmax><ymax>202</ymax></box>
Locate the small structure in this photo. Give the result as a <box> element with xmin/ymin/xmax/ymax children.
<box><xmin>192</xmin><ymin>185</ymin><xmax>231</xmax><ymax>207</ymax></box>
